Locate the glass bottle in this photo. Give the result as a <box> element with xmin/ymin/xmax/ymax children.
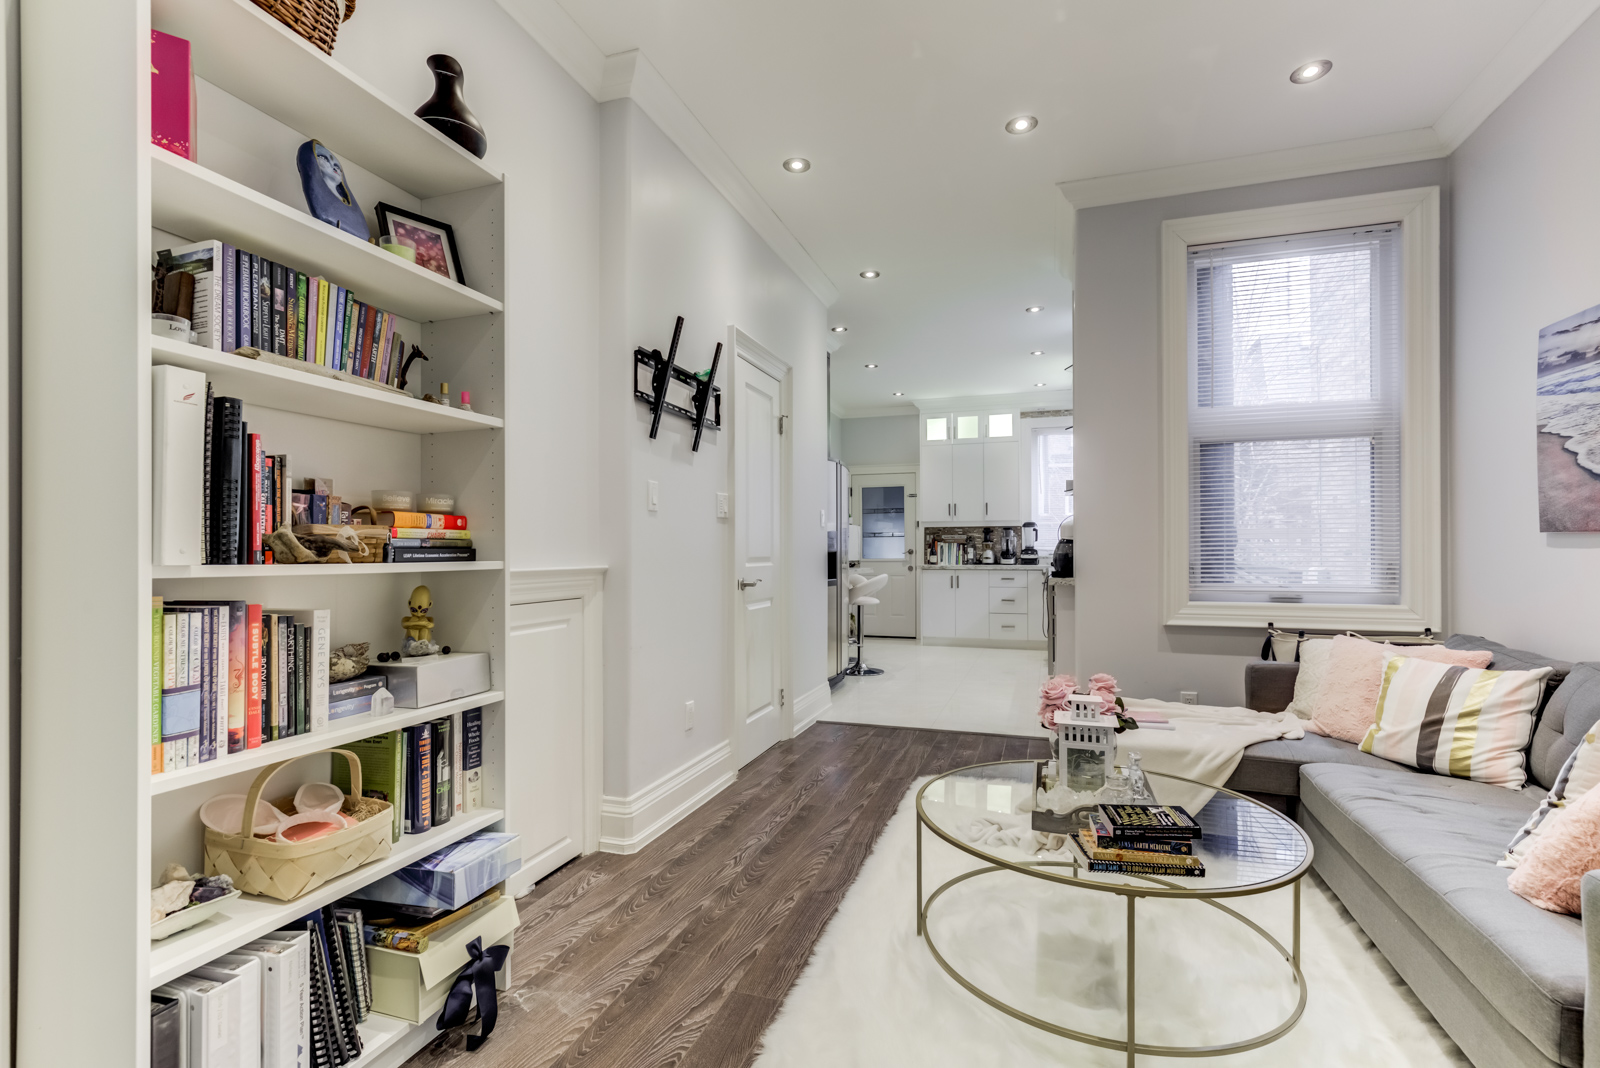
<box><xmin>1126</xmin><ymin>750</ymin><xmax>1156</xmax><ymax>802</ymax></box>
<box><xmin>1065</xmin><ymin>742</ymin><xmax>1108</xmax><ymax>793</ymax></box>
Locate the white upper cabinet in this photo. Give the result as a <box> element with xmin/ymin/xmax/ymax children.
<box><xmin>922</xmin><ymin>445</ymin><xmax>953</xmax><ymax>518</ymax></box>
<box><xmin>920</xmin><ymin>406</ymin><xmax>1025</xmax><ymax>522</ymax></box>
<box><xmin>925</xmin><ymin>414</ymin><xmax>950</xmax><ymax>444</ymax></box>
<box><xmin>983</xmin><ymin>439</ymin><xmax>1022</xmax><ymax>521</ymax></box>
<box><xmin>951</xmin><ymin>441</ymin><xmax>985</xmax><ymax>520</ymax></box>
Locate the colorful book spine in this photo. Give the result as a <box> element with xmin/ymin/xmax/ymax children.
<box><xmin>272</xmin><ymin>262</ymin><xmax>288</xmax><ymax>354</ymax></box>
<box><xmin>388</xmin><ymin>528</ymin><xmax>472</xmax><ymax>540</ymax></box>
<box><xmin>378</xmin><ymin>312</ymin><xmax>396</xmax><ymax>383</ymax></box>
<box><xmin>330</xmin><ymin>287</ymin><xmax>346</xmax><ymax>371</ymax></box>
<box><xmin>249</xmin><ymin>254</ymin><xmax>262</xmax><ymax>349</ymax></box>
<box><xmin>221</xmin><ymin>244</ymin><xmax>236</xmax><ymax>353</ymax></box>
<box><xmin>296</xmin><ymin>273</ymin><xmax>309</xmax><ymax>360</ymax></box>
<box><xmin>316</xmin><ymin>278</ymin><xmax>330</xmax><ymax>365</ymax></box>
<box><xmin>285</xmin><ymin>268</ymin><xmax>298</xmax><ymax>360</ymax></box>
<box><xmin>152</xmin><ymin>596</ymin><xmax>164</xmax><ymax>774</ymax></box>
<box><xmin>462</xmin><ymin>709</ymin><xmax>482</xmax><ymax>812</ymax></box>
<box><xmin>246</xmin><ymin>604</ymin><xmax>263</xmax><ymax>748</ymax></box>
<box><xmin>378</xmin><ymin>512</ymin><xmax>468</xmax><ymax>530</ymax></box>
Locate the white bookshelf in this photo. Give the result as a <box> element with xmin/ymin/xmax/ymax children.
<box><xmin>19</xmin><ymin>4</ymin><xmax>514</xmax><ymax>1065</ymax></box>
<box><xmin>151</xmin><ymin>337</ymin><xmax>504</xmax><ymax>434</ymax></box>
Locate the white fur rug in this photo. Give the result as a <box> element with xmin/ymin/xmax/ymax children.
<box><xmin>753</xmin><ymin>781</ymin><xmax>1470</xmax><ymax>1067</ymax></box>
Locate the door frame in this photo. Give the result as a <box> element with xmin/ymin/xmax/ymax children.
<box><xmin>727</xmin><ymin>326</ymin><xmax>792</xmax><ymax>768</ymax></box>
<box><xmin>847</xmin><ymin>464</ymin><xmax>920</xmax><ymax>639</ymax></box>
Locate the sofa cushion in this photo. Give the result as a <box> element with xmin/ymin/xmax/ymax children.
<box><xmin>1226</xmin><ymin>732</ymin><xmax>1418</xmax><ymax>797</ymax></box>
<box><xmin>1446</xmin><ymin>634</ymin><xmax>1571</xmax><ymax>702</ymax></box>
<box><xmin>1300</xmin><ymin>764</ymin><xmax>1578</xmax><ymax>1066</ymax></box>
<box><xmin>1531</xmin><ymin>663</ymin><xmax>1600</xmax><ymax>792</ymax></box>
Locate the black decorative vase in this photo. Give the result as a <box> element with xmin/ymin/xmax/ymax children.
<box><xmin>415</xmin><ymin>54</ymin><xmax>487</xmax><ymax>159</ymax></box>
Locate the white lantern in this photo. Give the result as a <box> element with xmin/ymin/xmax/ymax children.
<box><xmin>1059</xmin><ymin>694</ymin><xmax>1117</xmax><ymax>792</ymax></box>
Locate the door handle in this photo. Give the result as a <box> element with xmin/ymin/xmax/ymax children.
<box><xmin>906</xmin><ymin>565</ymin><xmax>913</xmax><ymax>572</ymax></box>
<box><xmin>738</xmin><ymin>579</ymin><xmax>760</xmax><ymax>590</ymax></box>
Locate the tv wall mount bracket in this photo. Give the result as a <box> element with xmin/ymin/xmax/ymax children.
<box><xmin>633</xmin><ymin>315</ymin><xmax>723</xmax><ymax>451</ymax></box>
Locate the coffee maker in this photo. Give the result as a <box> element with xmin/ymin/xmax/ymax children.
<box><xmin>1019</xmin><ymin>522</ymin><xmax>1039</xmax><ymax>564</ymax></box>
<box><xmin>999</xmin><ymin>527</ymin><xmax>1018</xmax><ymax>563</ymax></box>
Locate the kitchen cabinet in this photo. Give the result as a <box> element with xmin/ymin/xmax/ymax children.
<box><xmin>919</xmin><ymin>438</ymin><xmax>1020</xmax><ymax>521</ymax></box>
<box><xmin>920</xmin><ymin>568</ymin><xmax>1045</xmax><ymax>645</ymax></box>
<box><xmin>922</xmin><ymin>445</ymin><xmax>952</xmax><ymax>519</ymax></box>
<box><xmin>920</xmin><ymin>570</ymin><xmax>956</xmax><ymax>637</ymax></box>
<box><xmin>983</xmin><ymin>439</ymin><xmax>1022</xmax><ymax>521</ymax></box>
<box><xmin>952</xmin><ymin>441</ymin><xmax>985</xmax><ymax>520</ymax></box>
<box><xmin>955</xmin><ymin>572</ymin><xmax>990</xmax><ymax>640</ymax></box>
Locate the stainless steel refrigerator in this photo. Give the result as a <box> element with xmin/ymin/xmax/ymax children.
<box><xmin>826</xmin><ymin>460</ymin><xmax>852</xmax><ymax>680</ymax></box>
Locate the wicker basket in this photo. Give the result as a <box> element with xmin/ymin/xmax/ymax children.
<box><xmin>252</xmin><ymin>0</ymin><xmax>357</xmax><ymax>55</ymax></box>
<box><xmin>204</xmin><ymin>749</ymin><xmax>392</xmax><ymax>902</ymax></box>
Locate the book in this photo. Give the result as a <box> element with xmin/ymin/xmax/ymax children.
<box><xmin>331</xmin><ymin>908</ymin><xmax>371</xmax><ymax>1021</ymax></box>
<box><xmin>432</xmin><ymin>716</ymin><xmax>452</xmax><ymax>826</ymax></box>
<box><xmin>317</xmin><ymin>279</ymin><xmax>331</xmax><ymax>366</ymax></box>
<box><xmin>388</xmin><ymin>538</ymin><xmax>473</xmax><ymax>548</ymax></box>
<box><xmin>195</xmin><ymin>955</ymin><xmax>262</xmax><ymax>1068</ymax></box>
<box><xmin>162</xmin><ymin>972</ymin><xmax>246</xmax><ymax>1068</ymax></box>
<box><xmin>201</xmin><ymin>381</ymin><xmax>214</xmax><ymax>564</ymax></box>
<box><xmin>252</xmin><ymin>432</ymin><xmax>266</xmax><ymax>563</ymax></box>
<box><xmin>156</xmin><ymin>241</ymin><xmax>221</xmax><ymax>348</ymax></box>
<box><xmin>150</xmin><ymin>993</ymin><xmax>181</xmax><ymax>1068</ymax></box>
<box><xmin>264</xmin><ymin>607</ymin><xmax>330</xmax><ymax>732</ymax></box>
<box><xmin>462</xmin><ymin>708</ymin><xmax>482</xmax><ymax>812</ymax></box>
<box><xmin>388</xmin><ymin>528</ymin><xmax>472</xmax><ymax>540</ymax></box>
<box><xmin>1084</xmin><ymin>856</ymin><xmax>1206</xmax><ymax>877</ymax></box>
<box><xmin>330</xmin><ymin>287</ymin><xmax>346</xmax><ymax>371</ymax></box>
<box><xmin>1096</xmin><ymin>803</ymin><xmax>1202</xmax><ymax>841</ymax></box>
<box><xmin>151</xmin><ymin>365</ymin><xmax>207</xmax><ymax>566</ymax></box>
<box><xmin>452</xmin><ymin>711</ymin><xmax>464</xmax><ymax>817</ymax></box>
<box><xmin>249</xmin><ymin>253</ymin><xmax>262</xmax><ymax>349</ymax></box>
<box><xmin>251</xmin><ymin>931</ymin><xmax>312</xmax><ymax>1068</ymax></box>
<box><xmin>1076</xmin><ymin>827</ymin><xmax>1203</xmax><ymax>866</ymax></box>
<box><xmin>1125</xmin><ymin>709</ymin><xmax>1176</xmax><ymax>730</ymax></box>
<box><xmin>151</xmin><ymin>597</ymin><xmax>164</xmax><ymax>774</ymax></box>
<box><xmin>1084</xmin><ymin>812</ymin><xmax>1194</xmax><ymax>855</ymax></box>
<box><xmin>236</xmin><ymin>938</ymin><xmax>307</xmax><ymax>1068</ymax></box>
<box><xmin>285</xmin><ymin>268</ymin><xmax>298</xmax><ymax>360</ymax></box>
<box><xmin>221</xmin><ymin>244</ymin><xmax>237</xmax><ymax>353</ymax></box>
<box><xmin>307</xmin><ymin>276</ymin><xmax>322</xmax><ymax>363</ymax></box>
<box><xmin>331</xmin><ymin>732</ymin><xmax>405</xmax><ymax>843</ymax></box>
<box><xmin>378</xmin><ymin>312</ymin><xmax>396</xmax><ymax>383</ymax></box>
<box><xmin>259</xmin><ymin>259</ymin><xmax>275</xmax><ymax>353</ymax></box>
<box><xmin>272</xmin><ymin>261</ymin><xmax>288</xmax><ymax>355</ymax></box>
<box><xmin>196</xmin><ymin>604</ymin><xmax>217</xmax><ymax>762</ymax></box>
<box><xmin>150</xmin><ymin>30</ymin><xmax>195</xmax><ymax>162</ymax></box>
<box><xmin>295</xmin><ymin>273</ymin><xmax>309</xmax><ymax>360</ymax></box>
<box><xmin>161</xmin><ymin>610</ymin><xmax>200</xmax><ymax>770</ymax></box>
<box><xmin>211</xmin><ymin>396</ymin><xmax>243</xmax><ymax>565</ymax></box>
<box><xmin>403</xmin><ymin>723</ymin><xmax>433</xmax><ymax>834</ymax></box>
<box><xmin>384</xmin><ymin>545</ymin><xmax>477</xmax><ymax>563</ymax></box>
<box><xmin>246</xmin><ymin>604</ymin><xmax>264</xmax><ymax>748</ymax></box>
<box><xmin>375</xmin><ymin>511</ymin><xmax>468</xmax><ymax>530</ymax></box>
<box><xmin>295</xmin><ymin>623</ymin><xmax>308</xmax><ymax>735</ymax></box>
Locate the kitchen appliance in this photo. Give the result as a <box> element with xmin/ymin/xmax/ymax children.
<box><xmin>999</xmin><ymin>527</ymin><xmax>1018</xmax><ymax>563</ymax></box>
<box><xmin>1051</xmin><ymin>518</ymin><xmax>1074</xmax><ymax>578</ymax></box>
<box><xmin>1019</xmin><ymin>521</ymin><xmax>1039</xmax><ymax>564</ymax></box>
<box><xmin>826</xmin><ymin>460</ymin><xmax>852</xmax><ymax>681</ymax></box>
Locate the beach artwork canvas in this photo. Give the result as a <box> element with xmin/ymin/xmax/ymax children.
<box><xmin>1538</xmin><ymin>302</ymin><xmax>1600</xmax><ymax>530</ymax></box>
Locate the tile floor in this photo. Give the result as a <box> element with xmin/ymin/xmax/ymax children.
<box><xmin>824</xmin><ymin>638</ymin><xmax>1049</xmax><ymax>737</ymax></box>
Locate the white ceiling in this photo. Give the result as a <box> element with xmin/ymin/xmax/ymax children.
<box><xmin>536</xmin><ymin>0</ymin><xmax>1577</xmax><ymax>413</ymax></box>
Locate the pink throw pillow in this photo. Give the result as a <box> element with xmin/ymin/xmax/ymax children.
<box><xmin>1509</xmin><ymin>784</ymin><xmax>1600</xmax><ymax>915</ymax></box>
<box><xmin>1306</xmin><ymin>636</ymin><xmax>1493</xmax><ymax>744</ymax></box>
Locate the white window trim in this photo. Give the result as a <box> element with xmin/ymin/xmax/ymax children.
<box><xmin>1160</xmin><ymin>187</ymin><xmax>1441</xmax><ymax>631</ymax></box>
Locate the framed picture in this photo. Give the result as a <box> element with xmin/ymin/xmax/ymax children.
<box><xmin>374</xmin><ymin>202</ymin><xmax>466</xmax><ymax>286</ymax></box>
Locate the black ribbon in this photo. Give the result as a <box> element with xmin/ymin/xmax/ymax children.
<box><xmin>437</xmin><ymin>936</ymin><xmax>509</xmax><ymax>1051</ymax></box>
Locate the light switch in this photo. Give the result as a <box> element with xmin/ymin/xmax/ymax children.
<box><xmin>716</xmin><ymin>492</ymin><xmax>729</xmax><ymax>518</ymax></box>
<box><xmin>647</xmin><ymin>479</ymin><xmax>660</xmax><ymax>512</ymax></box>
<box><xmin>819</xmin><ymin>509</ymin><xmax>826</xmax><ymax>528</ymax></box>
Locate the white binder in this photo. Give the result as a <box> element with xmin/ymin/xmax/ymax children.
<box><xmin>151</xmin><ymin>364</ymin><xmax>208</xmax><ymax>565</ymax></box>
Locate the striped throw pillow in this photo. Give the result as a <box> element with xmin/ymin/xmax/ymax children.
<box><xmin>1502</xmin><ymin>731</ymin><xmax>1600</xmax><ymax>867</ymax></box>
<box><xmin>1360</xmin><ymin>657</ymin><xmax>1553</xmax><ymax>789</ymax></box>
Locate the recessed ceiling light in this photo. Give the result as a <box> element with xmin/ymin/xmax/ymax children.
<box><xmin>1033</xmin><ymin>382</ymin><xmax>1048</xmax><ymax>387</ymax></box>
<box><xmin>1005</xmin><ymin>115</ymin><xmax>1038</xmax><ymax>134</ymax></box>
<box><xmin>860</xmin><ymin>270</ymin><xmax>879</xmax><ymax>279</ymax></box>
<box><xmin>831</xmin><ymin>325</ymin><xmax>848</xmax><ymax>333</ymax></box>
<box><xmin>865</xmin><ymin>363</ymin><xmax>878</xmax><ymax>368</ymax></box>
<box><xmin>1031</xmin><ymin>350</ymin><xmax>1044</xmax><ymax>356</ymax></box>
<box><xmin>1025</xmin><ymin>306</ymin><xmax>1042</xmax><ymax>314</ymax></box>
<box><xmin>1289</xmin><ymin>60</ymin><xmax>1332</xmax><ymax>84</ymax></box>
<box><xmin>893</xmin><ymin>392</ymin><xmax>904</xmax><ymax>396</ymax></box>
<box><xmin>783</xmin><ymin>157</ymin><xmax>811</xmax><ymax>172</ymax></box>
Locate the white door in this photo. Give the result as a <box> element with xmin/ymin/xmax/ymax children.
<box><xmin>921</xmin><ymin>445</ymin><xmax>952</xmax><ymax>518</ymax></box>
<box><xmin>954</xmin><ymin>572</ymin><xmax>990</xmax><ymax>640</ymax></box>
<box><xmin>734</xmin><ymin>356</ymin><xmax>783</xmax><ymax>766</ymax></box>
<box><xmin>952</xmin><ymin>441</ymin><xmax>984</xmax><ymax>521</ymax></box>
<box><xmin>506</xmin><ymin>598</ymin><xmax>585</xmax><ymax>882</ymax></box>
<box><xmin>850</xmin><ymin>470</ymin><xmax>918</xmax><ymax>638</ymax></box>
<box><xmin>921</xmin><ymin>571</ymin><xmax>955</xmax><ymax>637</ymax></box>
<box><xmin>983</xmin><ymin>439</ymin><xmax>1022</xmax><ymax>521</ymax></box>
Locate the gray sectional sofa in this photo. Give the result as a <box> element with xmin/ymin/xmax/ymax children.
<box><xmin>1225</xmin><ymin>635</ymin><xmax>1598</xmax><ymax>1068</ymax></box>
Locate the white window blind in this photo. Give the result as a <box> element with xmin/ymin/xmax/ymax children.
<box><xmin>1031</xmin><ymin>426</ymin><xmax>1074</xmax><ymax>540</ymax></box>
<box><xmin>1187</xmin><ymin>224</ymin><xmax>1402</xmax><ymax>605</ymax></box>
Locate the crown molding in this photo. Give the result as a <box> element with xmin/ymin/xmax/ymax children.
<box><xmin>1058</xmin><ymin>128</ymin><xmax>1447</xmax><ymax>210</ymax></box>
<box><xmin>1434</xmin><ymin>0</ymin><xmax>1600</xmax><ymax>149</ymax></box>
<box><xmin>493</xmin><ymin>0</ymin><xmax>607</xmax><ymax>97</ymax></box>
<box><xmin>837</xmin><ymin>404</ymin><xmax>920</xmax><ymax>419</ymax></box>
<box><xmin>913</xmin><ymin>389</ymin><xmax>1073</xmax><ymax>413</ymax></box>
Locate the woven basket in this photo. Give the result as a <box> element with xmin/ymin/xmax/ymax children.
<box><xmin>252</xmin><ymin>0</ymin><xmax>356</xmax><ymax>55</ymax></box>
<box><xmin>204</xmin><ymin>749</ymin><xmax>392</xmax><ymax>902</ymax></box>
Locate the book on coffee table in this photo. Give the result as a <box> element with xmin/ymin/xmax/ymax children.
<box><xmin>1097</xmin><ymin>803</ymin><xmax>1202</xmax><ymax>841</ymax></box>
<box><xmin>1084</xmin><ymin>812</ymin><xmax>1194</xmax><ymax>855</ymax></box>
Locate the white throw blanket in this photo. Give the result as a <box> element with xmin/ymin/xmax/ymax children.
<box><xmin>1113</xmin><ymin>698</ymin><xmax>1305</xmax><ymax>812</ymax></box>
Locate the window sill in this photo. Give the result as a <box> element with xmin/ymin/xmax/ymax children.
<box><xmin>1164</xmin><ymin>600</ymin><xmax>1435</xmax><ymax>632</ymax></box>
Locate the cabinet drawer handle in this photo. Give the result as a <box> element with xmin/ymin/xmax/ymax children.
<box><xmin>1000</xmin><ymin>598</ymin><xmax>1015</xmax><ymax>603</ymax></box>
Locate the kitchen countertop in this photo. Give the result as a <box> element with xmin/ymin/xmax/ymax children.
<box><xmin>920</xmin><ymin>563</ymin><xmax>1051</xmax><ymax>571</ymax></box>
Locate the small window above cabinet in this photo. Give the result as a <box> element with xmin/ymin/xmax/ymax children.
<box><xmin>926</xmin><ymin>415</ymin><xmax>949</xmax><ymax>442</ymax></box>
<box><xmin>988</xmin><ymin>413</ymin><xmax>1014</xmax><ymax>439</ymax></box>
<box><xmin>954</xmin><ymin>414</ymin><xmax>981</xmax><ymax>440</ymax></box>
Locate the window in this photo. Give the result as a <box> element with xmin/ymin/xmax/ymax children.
<box><xmin>925</xmin><ymin>416</ymin><xmax>948</xmax><ymax>442</ymax></box>
<box><xmin>1031</xmin><ymin>425</ymin><xmax>1073</xmax><ymax>540</ymax></box>
<box><xmin>988</xmin><ymin>413</ymin><xmax>1014</xmax><ymax>438</ymax></box>
<box><xmin>955</xmin><ymin>415</ymin><xmax>980</xmax><ymax>439</ymax></box>
<box><xmin>1161</xmin><ymin>189</ymin><xmax>1440</xmax><ymax>630</ymax></box>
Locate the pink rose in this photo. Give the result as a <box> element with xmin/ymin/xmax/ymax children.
<box><xmin>1040</xmin><ymin>675</ymin><xmax>1076</xmax><ymax>706</ymax></box>
<box><xmin>1088</xmin><ymin>673</ymin><xmax>1120</xmax><ymax>698</ymax></box>
<box><xmin>1037</xmin><ymin>703</ymin><xmax>1057</xmax><ymax>729</ymax></box>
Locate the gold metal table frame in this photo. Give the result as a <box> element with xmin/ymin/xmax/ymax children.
<box><xmin>915</xmin><ymin>762</ymin><xmax>1314</xmax><ymax>1066</ymax></box>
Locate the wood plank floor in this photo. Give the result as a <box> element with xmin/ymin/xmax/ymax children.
<box><xmin>405</xmin><ymin>722</ymin><xmax>1049</xmax><ymax>1068</ymax></box>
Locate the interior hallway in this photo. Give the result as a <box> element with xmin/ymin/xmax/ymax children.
<box><xmin>825</xmin><ymin>639</ymin><xmax>1049</xmax><ymax>737</ymax></box>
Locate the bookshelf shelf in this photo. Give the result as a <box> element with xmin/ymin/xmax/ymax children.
<box><xmin>151</xmin><ymin>337</ymin><xmax>505</xmax><ymax>434</ymax></box>
<box><xmin>149</xmin><ymin>806</ymin><xmax>506</xmax><ymax>989</ymax></box>
<box><xmin>150</xmin><ymin>691</ymin><xmax>506</xmax><ymax>796</ymax></box>
<box><xmin>151</xmin><ymin>150</ymin><xmax>504</xmax><ymax>323</ymax></box>
<box><xmin>152</xmin><ymin>561</ymin><xmax>505</xmax><ymax>579</ymax></box>
<box><xmin>351</xmin><ymin>1012</ymin><xmax>414</xmax><ymax>1066</ymax></box>
<box><xmin>150</xmin><ymin>0</ymin><xmax>501</xmax><ymax>199</ymax></box>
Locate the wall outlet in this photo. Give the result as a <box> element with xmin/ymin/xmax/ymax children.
<box><xmin>684</xmin><ymin>699</ymin><xmax>694</xmax><ymax>730</ymax></box>
<box><xmin>647</xmin><ymin>479</ymin><xmax>660</xmax><ymax>512</ymax></box>
<box><xmin>716</xmin><ymin>492</ymin><xmax>729</xmax><ymax>518</ymax></box>
<box><xmin>1179</xmin><ymin>691</ymin><xmax>1199</xmax><ymax>705</ymax></box>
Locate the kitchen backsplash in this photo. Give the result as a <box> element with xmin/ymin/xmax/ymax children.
<box><xmin>923</xmin><ymin>525</ymin><xmax>1020</xmax><ymax>563</ymax></box>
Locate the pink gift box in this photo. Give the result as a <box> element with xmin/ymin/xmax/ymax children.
<box><xmin>151</xmin><ymin>30</ymin><xmax>195</xmax><ymax>161</ymax></box>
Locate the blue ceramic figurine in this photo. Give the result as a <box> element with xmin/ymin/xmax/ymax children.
<box><xmin>296</xmin><ymin>139</ymin><xmax>369</xmax><ymax>239</ymax></box>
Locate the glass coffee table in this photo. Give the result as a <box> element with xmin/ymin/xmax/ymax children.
<box><xmin>916</xmin><ymin>760</ymin><xmax>1313</xmax><ymax>1065</ymax></box>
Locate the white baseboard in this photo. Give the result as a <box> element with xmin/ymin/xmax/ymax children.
<box><xmin>793</xmin><ymin>681</ymin><xmax>831</xmax><ymax>735</ymax></box>
<box><xmin>599</xmin><ymin>740</ymin><xmax>736</xmax><ymax>855</ymax></box>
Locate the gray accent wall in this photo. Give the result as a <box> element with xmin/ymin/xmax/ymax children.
<box><xmin>1451</xmin><ymin>9</ymin><xmax>1600</xmax><ymax>663</ymax></box>
<box><xmin>840</xmin><ymin>414</ymin><xmax>919</xmax><ymax>468</ymax></box>
<box><xmin>1073</xmin><ymin>159</ymin><xmax>1450</xmax><ymax>706</ymax></box>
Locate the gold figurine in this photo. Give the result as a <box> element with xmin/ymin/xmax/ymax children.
<box><xmin>401</xmin><ymin>585</ymin><xmax>442</xmax><ymax>656</ymax></box>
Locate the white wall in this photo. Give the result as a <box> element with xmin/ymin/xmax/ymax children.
<box><xmin>840</xmin><ymin>414</ymin><xmax>917</xmax><ymax>467</ymax></box>
<box><xmin>1451</xmin><ymin>9</ymin><xmax>1600</xmax><ymax>662</ymax></box>
<box><xmin>1073</xmin><ymin>159</ymin><xmax>1450</xmax><ymax>706</ymax></box>
<box><xmin>599</xmin><ymin>99</ymin><xmax>828</xmax><ymax>799</ymax></box>
<box><xmin>332</xmin><ymin>0</ymin><xmax>602</xmax><ymax>569</ymax></box>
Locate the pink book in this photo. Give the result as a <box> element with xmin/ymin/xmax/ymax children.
<box><xmin>151</xmin><ymin>31</ymin><xmax>196</xmax><ymax>161</ymax></box>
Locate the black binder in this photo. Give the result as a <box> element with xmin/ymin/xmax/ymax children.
<box><xmin>209</xmin><ymin>396</ymin><xmax>243</xmax><ymax>566</ymax></box>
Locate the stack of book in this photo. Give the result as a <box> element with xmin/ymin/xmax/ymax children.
<box><xmin>330</xmin><ymin>710</ymin><xmax>485</xmax><ymax>843</ymax></box>
<box><xmin>152</xmin><ymin>597</ymin><xmax>329</xmax><ymax>773</ymax></box>
<box><xmin>375</xmin><ymin>509</ymin><xmax>476</xmax><ymax>563</ymax></box>
<box><xmin>203</xmin><ymin>388</ymin><xmax>298</xmax><ymax>565</ymax></box>
<box><xmin>155</xmin><ymin>241</ymin><xmax>410</xmax><ymax>390</ymax></box>
<box><xmin>1075</xmin><ymin>803</ymin><xmax>1205</xmax><ymax>877</ymax></box>
<box><xmin>151</xmin><ymin>909</ymin><xmax>371</xmax><ymax>1068</ymax></box>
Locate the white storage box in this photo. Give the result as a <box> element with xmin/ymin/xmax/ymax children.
<box><xmin>369</xmin><ymin>652</ymin><xmax>490</xmax><ymax>708</ymax></box>
<box><xmin>365</xmin><ymin>895</ymin><xmax>518</xmax><ymax>1023</ymax></box>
